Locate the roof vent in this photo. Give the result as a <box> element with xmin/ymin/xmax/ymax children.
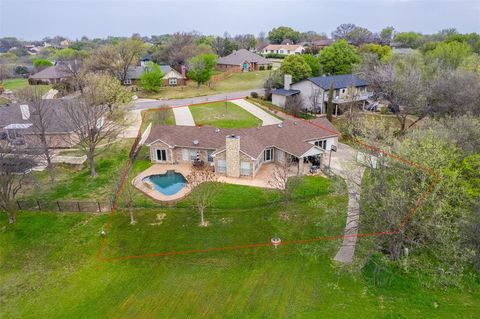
<box><xmin>193</xmin><ymin>140</ymin><xmax>199</xmax><ymax>145</ymax></box>
<box><xmin>20</xmin><ymin>104</ymin><xmax>30</xmax><ymax>120</ymax></box>
<box><xmin>277</xmin><ymin>123</ymin><xmax>283</xmax><ymax>128</ymax></box>
<box><xmin>214</xmin><ymin>128</ymin><xmax>220</xmax><ymax>133</ymax></box>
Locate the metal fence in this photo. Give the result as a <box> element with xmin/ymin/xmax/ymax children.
<box><xmin>16</xmin><ymin>199</ymin><xmax>111</xmax><ymax>213</ymax></box>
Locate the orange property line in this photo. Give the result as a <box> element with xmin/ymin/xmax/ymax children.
<box><xmin>96</xmin><ymin>98</ymin><xmax>440</xmax><ymax>262</ymax></box>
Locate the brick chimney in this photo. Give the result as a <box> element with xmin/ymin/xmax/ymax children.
<box><xmin>225</xmin><ymin>135</ymin><xmax>240</xmax><ymax>178</ymax></box>
<box><xmin>284</xmin><ymin>74</ymin><xmax>292</xmax><ymax>90</ymax></box>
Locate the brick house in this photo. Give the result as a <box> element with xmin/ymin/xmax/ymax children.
<box><xmin>145</xmin><ymin>118</ymin><xmax>339</xmax><ymax>178</ymax></box>
<box><xmin>216</xmin><ymin>49</ymin><xmax>272</xmax><ymax>72</ymax></box>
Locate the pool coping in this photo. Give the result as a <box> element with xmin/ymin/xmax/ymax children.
<box><xmin>132</xmin><ymin>164</ymin><xmax>194</xmax><ymax>202</ymax></box>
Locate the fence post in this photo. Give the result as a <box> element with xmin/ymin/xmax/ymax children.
<box><xmin>77</xmin><ymin>201</ymin><xmax>81</xmax><ymax>212</ymax></box>
<box><xmin>37</xmin><ymin>200</ymin><xmax>41</xmax><ymax>211</ymax></box>
<box><xmin>17</xmin><ymin>200</ymin><xmax>22</xmax><ymax>210</ymax></box>
<box><xmin>57</xmin><ymin>201</ymin><xmax>62</xmax><ymax>212</ymax></box>
<box><xmin>97</xmin><ymin>201</ymin><xmax>102</xmax><ymax>213</ymax></box>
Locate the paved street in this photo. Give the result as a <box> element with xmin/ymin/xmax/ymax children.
<box><xmin>133</xmin><ymin>89</ymin><xmax>265</xmax><ymax>110</ymax></box>
<box><xmin>232</xmin><ymin>99</ymin><xmax>282</xmax><ymax>126</ymax></box>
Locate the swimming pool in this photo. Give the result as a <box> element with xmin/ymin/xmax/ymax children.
<box><xmin>144</xmin><ymin>171</ymin><xmax>187</xmax><ymax>196</ymax></box>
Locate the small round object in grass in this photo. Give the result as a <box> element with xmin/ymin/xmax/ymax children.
<box><xmin>271</xmin><ymin>237</ymin><xmax>281</xmax><ymax>247</ymax></box>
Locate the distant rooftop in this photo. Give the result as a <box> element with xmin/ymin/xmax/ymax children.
<box><xmin>306</xmin><ymin>74</ymin><xmax>367</xmax><ymax>90</ymax></box>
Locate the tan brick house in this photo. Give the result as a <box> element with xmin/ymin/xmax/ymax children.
<box><xmin>145</xmin><ymin>118</ymin><xmax>340</xmax><ymax>178</ymax></box>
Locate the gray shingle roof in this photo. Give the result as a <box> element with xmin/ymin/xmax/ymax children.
<box><xmin>0</xmin><ymin>100</ymin><xmax>80</xmax><ymax>134</ymax></box>
<box><xmin>29</xmin><ymin>65</ymin><xmax>71</xmax><ymax>80</ymax></box>
<box><xmin>307</xmin><ymin>75</ymin><xmax>367</xmax><ymax>90</ymax></box>
<box><xmin>126</xmin><ymin>65</ymin><xmax>176</xmax><ymax>80</ymax></box>
<box><xmin>217</xmin><ymin>49</ymin><xmax>272</xmax><ymax>66</ymax></box>
<box><xmin>146</xmin><ymin>118</ymin><xmax>339</xmax><ymax>158</ymax></box>
<box><xmin>271</xmin><ymin>89</ymin><xmax>300</xmax><ymax>96</ymax></box>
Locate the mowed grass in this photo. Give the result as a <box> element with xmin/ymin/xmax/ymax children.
<box><xmin>140</xmin><ymin>108</ymin><xmax>175</xmax><ymax>131</ymax></box>
<box><xmin>139</xmin><ymin>70</ymin><xmax>269</xmax><ymax>99</ymax></box>
<box><xmin>190</xmin><ymin>101</ymin><xmax>262</xmax><ymax>128</ymax></box>
<box><xmin>2</xmin><ymin>78</ymin><xmax>51</xmax><ymax>93</ymax></box>
<box><xmin>20</xmin><ymin>140</ymin><xmax>132</xmax><ymax>202</ymax></box>
<box><xmin>2</xmin><ymin>174</ymin><xmax>480</xmax><ymax>317</ymax></box>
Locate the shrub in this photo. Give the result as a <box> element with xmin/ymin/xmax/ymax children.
<box><xmin>380</xmin><ymin>106</ymin><xmax>389</xmax><ymax>114</ymax></box>
<box><xmin>259</xmin><ymin>65</ymin><xmax>265</xmax><ymax>71</ymax></box>
<box><xmin>250</xmin><ymin>91</ymin><xmax>259</xmax><ymax>98</ymax></box>
<box><xmin>265</xmin><ymin>53</ymin><xmax>287</xmax><ymax>59</ymax></box>
<box><xmin>267</xmin><ymin>65</ymin><xmax>273</xmax><ymax>70</ymax></box>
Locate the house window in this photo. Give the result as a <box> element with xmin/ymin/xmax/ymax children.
<box><xmin>189</xmin><ymin>149</ymin><xmax>198</xmax><ymax>161</ymax></box>
<box><xmin>217</xmin><ymin>160</ymin><xmax>226</xmax><ymax>173</ymax></box>
<box><xmin>341</xmin><ymin>89</ymin><xmax>345</xmax><ymax>93</ymax></box>
<box><xmin>315</xmin><ymin>140</ymin><xmax>327</xmax><ymax>150</ymax></box>
<box><xmin>123</xmin><ymin>79</ymin><xmax>132</xmax><ymax>85</ymax></box>
<box><xmin>207</xmin><ymin>150</ymin><xmax>214</xmax><ymax>163</ymax></box>
<box><xmin>240</xmin><ymin>161</ymin><xmax>250</xmax><ymax>176</ymax></box>
<box><xmin>156</xmin><ymin>149</ymin><xmax>167</xmax><ymax>161</ymax></box>
<box><xmin>168</xmin><ymin>78</ymin><xmax>177</xmax><ymax>85</ymax></box>
<box><xmin>264</xmin><ymin>148</ymin><xmax>273</xmax><ymax>162</ymax></box>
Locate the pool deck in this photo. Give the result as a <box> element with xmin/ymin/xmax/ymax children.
<box><xmin>133</xmin><ymin>162</ymin><xmax>321</xmax><ymax>202</ymax></box>
<box><xmin>132</xmin><ymin>164</ymin><xmax>194</xmax><ymax>202</ymax></box>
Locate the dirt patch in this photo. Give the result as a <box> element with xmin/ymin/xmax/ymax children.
<box><xmin>150</xmin><ymin>213</ymin><xmax>166</xmax><ymax>226</ymax></box>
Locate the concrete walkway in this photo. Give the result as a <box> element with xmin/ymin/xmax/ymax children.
<box><xmin>173</xmin><ymin>106</ymin><xmax>195</xmax><ymax>126</ymax></box>
<box><xmin>121</xmin><ymin>109</ymin><xmax>143</xmax><ymax>138</ymax></box>
<box><xmin>328</xmin><ymin>143</ymin><xmax>365</xmax><ymax>264</ymax></box>
<box><xmin>232</xmin><ymin>99</ymin><xmax>282</xmax><ymax>126</ymax></box>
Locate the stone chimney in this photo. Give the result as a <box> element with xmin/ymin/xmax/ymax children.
<box><xmin>284</xmin><ymin>74</ymin><xmax>292</xmax><ymax>90</ymax></box>
<box><xmin>225</xmin><ymin>135</ymin><xmax>240</xmax><ymax>178</ymax></box>
<box><xmin>181</xmin><ymin>65</ymin><xmax>187</xmax><ymax>78</ymax></box>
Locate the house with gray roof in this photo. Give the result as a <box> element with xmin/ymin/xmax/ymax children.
<box><xmin>0</xmin><ymin>100</ymin><xmax>83</xmax><ymax>149</ymax></box>
<box><xmin>216</xmin><ymin>49</ymin><xmax>272</xmax><ymax>72</ymax></box>
<box><xmin>29</xmin><ymin>64</ymin><xmax>71</xmax><ymax>85</ymax></box>
<box><xmin>272</xmin><ymin>74</ymin><xmax>372</xmax><ymax>114</ymax></box>
<box><xmin>145</xmin><ymin>118</ymin><xmax>339</xmax><ymax>179</ymax></box>
<box><xmin>124</xmin><ymin>64</ymin><xmax>186</xmax><ymax>86</ymax></box>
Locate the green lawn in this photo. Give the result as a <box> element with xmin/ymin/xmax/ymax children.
<box><xmin>20</xmin><ymin>140</ymin><xmax>132</xmax><ymax>202</ymax></box>
<box><xmin>138</xmin><ymin>71</ymin><xmax>269</xmax><ymax>100</ymax></box>
<box><xmin>2</xmin><ymin>78</ymin><xmax>29</xmax><ymax>91</ymax></box>
<box><xmin>140</xmin><ymin>108</ymin><xmax>175</xmax><ymax>131</ymax></box>
<box><xmin>2</xmin><ymin>78</ymin><xmax>51</xmax><ymax>94</ymax></box>
<box><xmin>189</xmin><ymin>101</ymin><xmax>262</xmax><ymax>128</ymax></box>
<box><xmin>2</xmin><ymin>172</ymin><xmax>480</xmax><ymax>317</ymax></box>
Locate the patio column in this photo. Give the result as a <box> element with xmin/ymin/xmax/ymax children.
<box><xmin>297</xmin><ymin>158</ymin><xmax>304</xmax><ymax>176</ymax></box>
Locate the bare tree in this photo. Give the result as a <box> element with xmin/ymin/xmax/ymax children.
<box><xmin>268</xmin><ymin>157</ymin><xmax>300</xmax><ymax>203</ymax></box>
<box><xmin>16</xmin><ymin>86</ymin><xmax>56</xmax><ymax>183</ymax></box>
<box><xmin>62</xmin><ymin>76</ymin><xmax>127</xmax><ymax>177</ymax></box>
<box><xmin>185</xmin><ymin>166</ymin><xmax>222</xmax><ymax>227</ymax></box>
<box><xmin>308</xmin><ymin>84</ymin><xmax>323</xmax><ymax>114</ymax></box>
<box><xmin>0</xmin><ymin>148</ymin><xmax>36</xmax><ymax>223</ymax></box>
<box><xmin>86</xmin><ymin>39</ymin><xmax>146</xmax><ymax>83</ymax></box>
<box><xmin>284</xmin><ymin>94</ymin><xmax>304</xmax><ymax>117</ymax></box>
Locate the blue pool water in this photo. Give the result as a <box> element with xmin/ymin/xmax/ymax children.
<box><xmin>145</xmin><ymin>171</ymin><xmax>186</xmax><ymax>196</ymax></box>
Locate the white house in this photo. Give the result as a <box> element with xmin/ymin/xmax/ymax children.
<box><xmin>272</xmin><ymin>74</ymin><xmax>373</xmax><ymax>114</ymax></box>
<box><xmin>262</xmin><ymin>44</ymin><xmax>304</xmax><ymax>55</ymax></box>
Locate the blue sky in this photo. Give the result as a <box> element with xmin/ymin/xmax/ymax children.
<box><xmin>0</xmin><ymin>0</ymin><xmax>479</xmax><ymax>40</ymax></box>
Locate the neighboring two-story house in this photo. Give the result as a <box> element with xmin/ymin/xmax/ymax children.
<box><xmin>261</xmin><ymin>44</ymin><xmax>304</xmax><ymax>55</ymax></box>
<box><xmin>271</xmin><ymin>74</ymin><xmax>372</xmax><ymax>114</ymax></box>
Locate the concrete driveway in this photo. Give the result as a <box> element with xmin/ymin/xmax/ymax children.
<box><xmin>232</xmin><ymin>99</ymin><xmax>282</xmax><ymax>126</ymax></box>
<box><xmin>172</xmin><ymin>106</ymin><xmax>195</xmax><ymax>126</ymax></box>
<box><xmin>328</xmin><ymin>142</ymin><xmax>365</xmax><ymax>264</ymax></box>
